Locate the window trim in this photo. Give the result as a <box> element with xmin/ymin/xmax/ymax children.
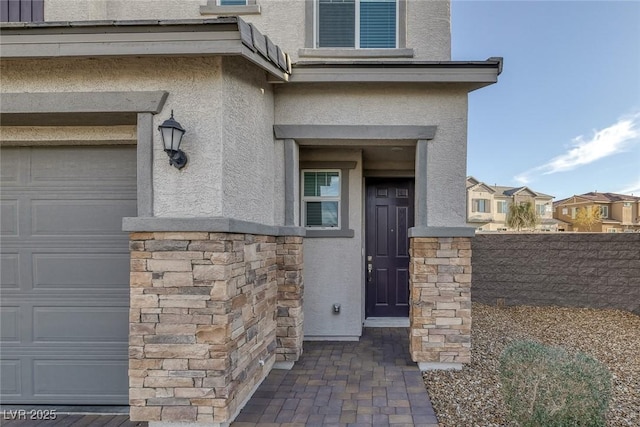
<box><xmin>600</xmin><ymin>205</ymin><xmax>609</xmax><ymax>219</ymax></box>
<box><xmin>300</xmin><ymin>161</ymin><xmax>356</xmax><ymax>238</ymax></box>
<box><xmin>200</xmin><ymin>0</ymin><xmax>260</xmax><ymax>15</ymax></box>
<box><xmin>471</xmin><ymin>198</ymin><xmax>490</xmax><ymax>213</ymax></box>
<box><xmin>302</xmin><ymin>169</ymin><xmax>342</xmax><ymax>230</ymax></box>
<box><xmin>305</xmin><ymin>0</ymin><xmax>407</xmax><ymax>51</ymax></box>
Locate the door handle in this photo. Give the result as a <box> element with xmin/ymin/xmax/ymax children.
<box><xmin>367</xmin><ymin>263</ymin><xmax>373</xmax><ymax>282</ymax></box>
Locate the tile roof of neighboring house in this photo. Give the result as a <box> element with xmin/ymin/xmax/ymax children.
<box><xmin>554</xmin><ymin>192</ymin><xmax>640</xmax><ymax>206</ymax></box>
<box><xmin>466</xmin><ymin>177</ymin><xmax>554</xmax><ymax>199</ymax></box>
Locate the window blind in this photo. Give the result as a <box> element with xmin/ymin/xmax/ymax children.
<box><xmin>318</xmin><ymin>0</ymin><xmax>356</xmax><ymax>48</ymax></box>
<box><xmin>360</xmin><ymin>0</ymin><xmax>396</xmax><ymax>48</ymax></box>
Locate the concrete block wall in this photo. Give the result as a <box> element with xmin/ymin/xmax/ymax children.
<box><xmin>472</xmin><ymin>233</ymin><xmax>640</xmax><ymax>314</ymax></box>
<box><xmin>128</xmin><ymin>231</ymin><xmax>293</xmax><ymax>424</ymax></box>
<box><xmin>409</xmin><ymin>237</ymin><xmax>472</xmax><ymax>365</ymax></box>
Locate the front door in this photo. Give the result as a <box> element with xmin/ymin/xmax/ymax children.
<box><xmin>365</xmin><ymin>179</ymin><xmax>414</xmax><ymax>317</ymax></box>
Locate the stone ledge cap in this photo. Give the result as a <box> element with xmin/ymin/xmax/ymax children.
<box><xmin>409</xmin><ymin>226</ymin><xmax>476</xmax><ymax>238</ymax></box>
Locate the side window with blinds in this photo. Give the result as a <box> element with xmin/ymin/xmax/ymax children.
<box><xmin>317</xmin><ymin>0</ymin><xmax>397</xmax><ymax>48</ymax></box>
<box><xmin>302</xmin><ymin>170</ymin><xmax>341</xmax><ymax>228</ymax></box>
<box><xmin>1</xmin><ymin>0</ymin><xmax>44</xmax><ymax>22</ymax></box>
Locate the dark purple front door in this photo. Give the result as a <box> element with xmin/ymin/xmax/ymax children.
<box><xmin>365</xmin><ymin>179</ymin><xmax>414</xmax><ymax>317</ymax></box>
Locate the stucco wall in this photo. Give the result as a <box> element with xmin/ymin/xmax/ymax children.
<box><xmin>0</xmin><ymin>56</ymin><xmax>227</xmax><ymax>218</ymax></box>
<box><xmin>472</xmin><ymin>233</ymin><xmax>640</xmax><ymax>314</ymax></box>
<box><xmin>275</xmin><ymin>83</ymin><xmax>469</xmax><ymax>228</ymax></box>
<box><xmin>1</xmin><ymin>56</ymin><xmax>281</xmax><ymax>224</ymax></box>
<box><xmin>301</xmin><ymin>149</ymin><xmax>364</xmax><ymax>339</ymax></box>
<box><xmin>0</xmin><ymin>126</ymin><xmax>136</xmax><ymax>145</ymax></box>
<box><xmin>43</xmin><ymin>0</ymin><xmax>452</xmax><ymax>62</ymax></box>
<box><xmin>220</xmin><ymin>57</ymin><xmax>278</xmax><ymax>226</ymax></box>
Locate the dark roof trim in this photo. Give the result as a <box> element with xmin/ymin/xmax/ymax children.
<box><xmin>0</xmin><ymin>18</ymin><xmax>290</xmax><ymax>81</ymax></box>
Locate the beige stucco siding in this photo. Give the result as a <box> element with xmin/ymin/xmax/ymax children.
<box><xmin>1</xmin><ymin>56</ymin><xmax>281</xmax><ymax>224</ymax></box>
<box><xmin>0</xmin><ymin>126</ymin><xmax>136</xmax><ymax>145</ymax></box>
<box><xmin>1</xmin><ymin>56</ymin><xmax>226</xmax><ymax>218</ymax></box>
<box><xmin>43</xmin><ymin>0</ymin><xmax>452</xmax><ymax>62</ymax></box>
<box><xmin>220</xmin><ymin>57</ymin><xmax>279</xmax><ymax>226</ymax></box>
<box><xmin>275</xmin><ymin>83</ymin><xmax>469</xmax><ymax>227</ymax></box>
<box><xmin>300</xmin><ymin>149</ymin><xmax>364</xmax><ymax>339</ymax></box>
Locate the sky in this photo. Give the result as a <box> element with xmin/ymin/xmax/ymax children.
<box><xmin>451</xmin><ymin>0</ymin><xmax>640</xmax><ymax>200</ymax></box>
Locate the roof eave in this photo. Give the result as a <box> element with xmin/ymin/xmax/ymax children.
<box><xmin>285</xmin><ymin>58</ymin><xmax>502</xmax><ymax>88</ymax></box>
<box><xmin>0</xmin><ymin>18</ymin><xmax>290</xmax><ymax>82</ymax></box>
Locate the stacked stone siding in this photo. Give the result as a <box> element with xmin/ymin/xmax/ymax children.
<box><xmin>409</xmin><ymin>237</ymin><xmax>472</xmax><ymax>364</ymax></box>
<box><xmin>472</xmin><ymin>233</ymin><xmax>640</xmax><ymax>314</ymax></box>
<box><xmin>275</xmin><ymin>236</ymin><xmax>304</xmax><ymax>362</ymax></box>
<box><xmin>128</xmin><ymin>231</ymin><xmax>292</xmax><ymax>424</ymax></box>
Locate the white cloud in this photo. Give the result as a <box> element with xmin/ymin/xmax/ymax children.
<box><xmin>514</xmin><ymin>113</ymin><xmax>640</xmax><ymax>184</ymax></box>
<box><xmin>615</xmin><ymin>178</ymin><xmax>640</xmax><ymax>196</ymax></box>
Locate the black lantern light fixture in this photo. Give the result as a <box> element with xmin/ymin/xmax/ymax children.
<box><xmin>158</xmin><ymin>110</ymin><xmax>187</xmax><ymax>169</ymax></box>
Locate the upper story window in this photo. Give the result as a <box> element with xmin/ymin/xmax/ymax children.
<box><xmin>316</xmin><ymin>0</ymin><xmax>397</xmax><ymax>48</ymax></box>
<box><xmin>1</xmin><ymin>0</ymin><xmax>44</xmax><ymax>22</ymax></box>
<box><xmin>600</xmin><ymin>205</ymin><xmax>609</xmax><ymax>218</ymax></box>
<box><xmin>571</xmin><ymin>207</ymin><xmax>577</xmax><ymax>219</ymax></box>
<box><xmin>219</xmin><ymin>0</ymin><xmax>247</xmax><ymax>5</ymax></box>
<box><xmin>535</xmin><ymin>203</ymin><xmax>546</xmax><ymax>216</ymax></box>
<box><xmin>496</xmin><ymin>200</ymin><xmax>508</xmax><ymax>214</ymax></box>
<box><xmin>472</xmin><ymin>199</ymin><xmax>490</xmax><ymax>213</ymax></box>
<box><xmin>562</xmin><ymin>207</ymin><xmax>569</xmax><ymax>215</ymax></box>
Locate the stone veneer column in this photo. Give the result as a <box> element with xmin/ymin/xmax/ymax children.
<box><xmin>128</xmin><ymin>232</ymin><xmax>278</xmax><ymax>425</ymax></box>
<box><xmin>275</xmin><ymin>236</ymin><xmax>304</xmax><ymax>362</ymax></box>
<box><xmin>409</xmin><ymin>237</ymin><xmax>472</xmax><ymax>367</ymax></box>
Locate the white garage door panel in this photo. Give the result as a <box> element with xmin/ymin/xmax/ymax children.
<box><xmin>0</xmin><ymin>145</ymin><xmax>136</xmax><ymax>404</ymax></box>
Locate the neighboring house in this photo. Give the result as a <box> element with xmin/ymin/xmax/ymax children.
<box><xmin>466</xmin><ymin>176</ymin><xmax>557</xmax><ymax>232</ymax></box>
<box><xmin>0</xmin><ymin>0</ymin><xmax>501</xmax><ymax>425</ymax></box>
<box><xmin>554</xmin><ymin>192</ymin><xmax>640</xmax><ymax>232</ymax></box>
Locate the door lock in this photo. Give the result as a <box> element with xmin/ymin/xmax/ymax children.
<box><xmin>367</xmin><ymin>262</ymin><xmax>373</xmax><ymax>282</ymax></box>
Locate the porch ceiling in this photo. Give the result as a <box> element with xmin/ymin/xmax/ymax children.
<box><xmin>301</xmin><ymin>144</ymin><xmax>416</xmax><ymax>172</ymax></box>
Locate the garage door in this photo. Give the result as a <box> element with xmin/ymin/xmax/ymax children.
<box><xmin>0</xmin><ymin>145</ymin><xmax>136</xmax><ymax>404</ymax></box>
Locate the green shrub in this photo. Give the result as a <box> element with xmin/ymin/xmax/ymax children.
<box><xmin>499</xmin><ymin>340</ymin><xmax>611</xmax><ymax>427</ymax></box>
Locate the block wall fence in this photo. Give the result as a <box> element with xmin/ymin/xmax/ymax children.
<box><xmin>472</xmin><ymin>233</ymin><xmax>640</xmax><ymax>314</ymax></box>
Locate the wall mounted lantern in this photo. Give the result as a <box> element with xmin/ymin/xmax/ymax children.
<box><xmin>158</xmin><ymin>110</ymin><xmax>187</xmax><ymax>169</ymax></box>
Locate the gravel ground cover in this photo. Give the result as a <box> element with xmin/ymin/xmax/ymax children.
<box><xmin>423</xmin><ymin>303</ymin><xmax>640</xmax><ymax>427</ymax></box>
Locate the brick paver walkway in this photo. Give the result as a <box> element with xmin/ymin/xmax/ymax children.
<box><xmin>232</xmin><ymin>327</ymin><xmax>438</xmax><ymax>427</ymax></box>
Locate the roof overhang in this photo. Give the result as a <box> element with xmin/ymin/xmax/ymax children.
<box><xmin>285</xmin><ymin>58</ymin><xmax>502</xmax><ymax>90</ymax></box>
<box><xmin>0</xmin><ymin>18</ymin><xmax>290</xmax><ymax>82</ymax></box>
<box><xmin>0</xmin><ymin>91</ymin><xmax>168</xmax><ymax>126</ymax></box>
